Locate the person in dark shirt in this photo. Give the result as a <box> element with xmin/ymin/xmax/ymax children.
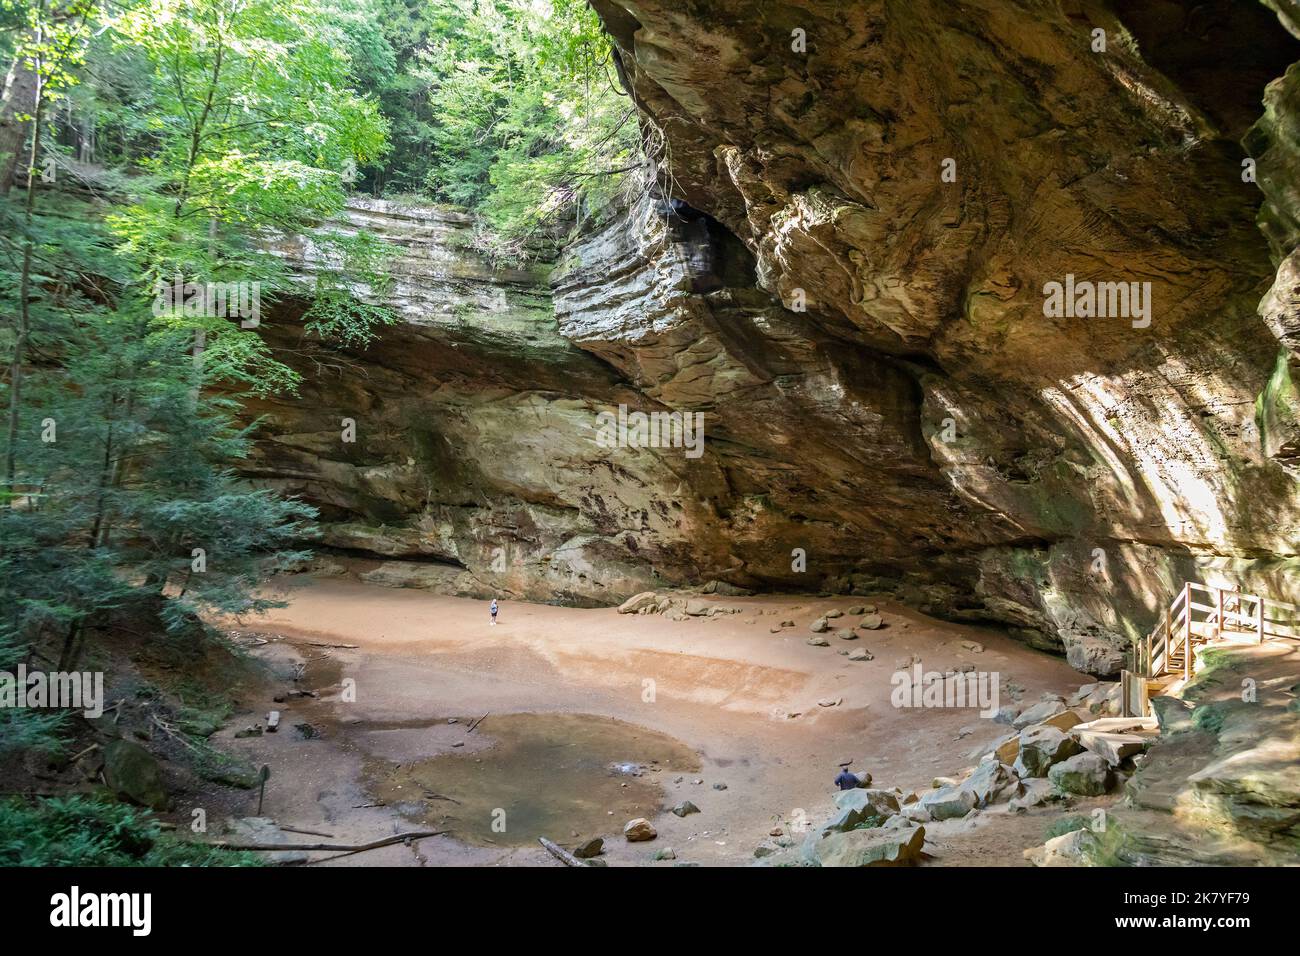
<box><xmin>834</xmin><ymin>767</ymin><xmax>860</xmax><ymax>791</ymax></box>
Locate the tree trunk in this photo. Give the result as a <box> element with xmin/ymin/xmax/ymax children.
<box><xmin>0</xmin><ymin>43</ymin><xmax>39</xmax><ymax>196</ymax></box>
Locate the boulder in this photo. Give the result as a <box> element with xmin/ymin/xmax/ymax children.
<box><xmin>1013</xmin><ymin>699</ymin><xmax>1067</xmax><ymax>729</ymax></box>
<box><xmin>1024</xmin><ymin>827</ymin><xmax>1098</xmax><ymax>867</ymax></box>
<box><xmin>1151</xmin><ymin>696</ymin><xmax>1196</xmax><ymax>735</ymax></box>
<box><xmin>992</xmin><ymin>705</ymin><xmax>1020</xmax><ymax>725</ymax></box>
<box><xmin>1083</xmin><ymin>682</ymin><xmax>1123</xmax><ymax>716</ymax></box>
<box><xmin>1048</xmin><ymin>752</ymin><xmax>1114</xmax><ymax>795</ymax></box>
<box><xmin>813</xmin><ymin>824</ymin><xmax>926</xmax><ymax>867</ymax></box>
<box><xmin>834</xmin><ymin>787</ymin><xmax>899</xmax><ymax>816</ymax></box>
<box><xmin>859</xmin><ymin>613</ymin><xmax>884</xmax><ymax>630</ymax></box>
<box><xmin>835</xmin><ymin>628</ymin><xmax>857</xmax><ymax>640</ymax></box>
<box><xmin>959</xmin><ymin>759</ymin><xmax>1019</xmax><ymax>807</ymax></box>
<box><xmin>623</xmin><ymin>818</ymin><xmax>656</xmax><ymax>841</ymax></box>
<box><xmin>1074</xmin><ymin>730</ymin><xmax>1147</xmax><ymax>767</ymax></box>
<box><xmin>617</xmin><ymin>591</ymin><xmax>659</xmax><ymax>614</ymax></box>
<box><xmin>1069</xmin><ymin>683</ymin><xmax>1099</xmax><ymax>705</ymax></box>
<box><xmin>102</xmin><ymin>740</ymin><xmax>168</xmax><ymax>811</ymax></box>
<box><xmin>1039</xmin><ymin>710</ymin><xmax>1084</xmax><ymax>732</ymax></box>
<box><xmin>684</xmin><ymin>600</ymin><xmax>711</xmax><ymax>616</ymax></box>
<box><xmin>1065</xmin><ymin>635</ymin><xmax>1127</xmax><ymax>677</ymax></box>
<box><xmin>1009</xmin><ymin>778</ymin><xmax>1060</xmax><ymax>811</ymax></box>
<box><xmin>809</xmin><ymin>617</ymin><xmax>831</xmax><ymax>633</ymax></box>
<box><xmin>993</xmin><ymin>733</ymin><xmax>1024</xmax><ymax>764</ymax></box>
<box><xmin>918</xmin><ymin>785</ymin><xmax>978</xmax><ymax>820</ymax></box>
<box><xmin>847</xmin><ymin>648</ymin><xmax>873</xmax><ymax>661</ymax></box>
<box><xmin>1014</xmin><ymin>725</ymin><xmax>1083</xmax><ymax>777</ymax></box>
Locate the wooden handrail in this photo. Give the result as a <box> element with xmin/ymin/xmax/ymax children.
<box><xmin>1135</xmin><ymin>580</ymin><xmax>1298</xmax><ymax>681</ymax></box>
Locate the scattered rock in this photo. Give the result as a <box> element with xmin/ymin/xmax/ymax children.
<box><xmin>623</xmin><ymin>818</ymin><xmax>656</xmax><ymax>842</ymax></box>
<box><xmin>1015</xmin><ymin>725</ymin><xmax>1083</xmax><ymax>778</ymax></box>
<box><xmin>960</xmin><ymin>640</ymin><xmax>984</xmax><ymax>653</ymax></box>
<box><xmin>1074</xmin><ymin>730</ymin><xmax>1147</xmax><ymax>767</ymax></box>
<box><xmin>653</xmin><ymin>847</ymin><xmax>677</xmax><ymax>861</ymax></box>
<box><xmin>859</xmin><ymin>613</ymin><xmax>884</xmax><ymax>630</ymax></box>
<box><xmin>1048</xmin><ymin>752</ymin><xmax>1113</xmax><ymax>795</ymax></box>
<box><xmin>1039</xmin><ymin>710</ymin><xmax>1084</xmax><ymax>732</ymax></box>
<box><xmin>811</xmin><ymin>824</ymin><xmax>926</xmax><ymax>866</ymax></box>
<box><xmin>752</xmin><ymin>841</ymin><xmax>781</xmax><ymax>858</ymax></box>
<box><xmin>918</xmin><ymin>785</ymin><xmax>978</xmax><ymax>821</ymax></box>
<box><xmin>809</xmin><ymin>617</ymin><xmax>831</xmax><ymax>633</ymax></box>
<box><xmin>102</xmin><ymin>740</ymin><xmax>168</xmax><ymax>811</ymax></box>
<box><xmin>1013</xmin><ymin>699</ymin><xmax>1067</xmax><ymax>729</ymax></box>
<box><xmin>847</xmin><ymin>649</ymin><xmax>873</xmax><ymax>662</ymax></box>
<box><xmin>617</xmin><ymin>591</ymin><xmax>659</xmax><ymax>614</ymax></box>
<box><xmin>572</xmin><ymin>837</ymin><xmax>604</xmax><ymax>859</ymax></box>
<box><xmin>959</xmin><ymin>759</ymin><xmax>1020</xmax><ymax>807</ymax></box>
<box><xmin>993</xmin><ymin>705</ymin><xmax>1020</xmax><ymax>725</ymax></box>
<box><xmin>818</xmin><ymin>697</ymin><xmax>842</xmax><ymax>708</ymax></box>
<box><xmin>671</xmin><ymin>801</ymin><xmax>700</xmax><ymax>817</ymax></box>
<box><xmin>1025</xmin><ymin>827</ymin><xmax>1098</xmax><ymax>867</ymax></box>
<box><xmin>825</xmin><ymin>609</ymin><xmax>844</xmax><ymax>619</ymax></box>
<box><xmin>835</xmin><ymin>628</ymin><xmax>857</xmax><ymax>640</ymax></box>
<box><xmin>712</xmin><ymin>782</ymin><xmax>728</xmax><ymax>791</ymax></box>
<box><xmin>806</xmin><ymin>635</ymin><xmax>830</xmax><ymax>647</ymax></box>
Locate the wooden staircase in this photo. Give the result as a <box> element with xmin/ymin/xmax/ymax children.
<box><xmin>1122</xmin><ymin>582</ymin><xmax>1300</xmax><ymax>717</ymax></box>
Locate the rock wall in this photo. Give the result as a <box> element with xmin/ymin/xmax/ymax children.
<box><xmin>246</xmin><ymin>3</ymin><xmax>1300</xmax><ymax>675</ymax></box>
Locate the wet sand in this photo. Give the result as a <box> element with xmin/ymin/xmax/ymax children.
<box><xmin>213</xmin><ymin>578</ymin><xmax>1092</xmax><ymax>866</ymax></box>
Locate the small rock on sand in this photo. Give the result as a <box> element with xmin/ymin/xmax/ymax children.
<box><xmin>623</xmin><ymin>818</ymin><xmax>656</xmax><ymax>842</ymax></box>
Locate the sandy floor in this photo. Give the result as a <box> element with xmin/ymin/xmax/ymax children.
<box><xmin>212</xmin><ymin>577</ymin><xmax>1097</xmax><ymax>866</ymax></box>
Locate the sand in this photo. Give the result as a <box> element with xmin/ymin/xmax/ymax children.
<box><xmin>211</xmin><ymin>577</ymin><xmax>1097</xmax><ymax>866</ymax></box>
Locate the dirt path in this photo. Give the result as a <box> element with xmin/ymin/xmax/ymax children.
<box><xmin>213</xmin><ymin>578</ymin><xmax>1092</xmax><ymax>866</ymax></box>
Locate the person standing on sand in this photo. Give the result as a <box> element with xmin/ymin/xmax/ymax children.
<box><xmin>834</xmin><ymin>766</ymin><xmax>860</xmax><ymax>791</ymax></box>
<box><xmin>490</xmin><ymin>598</ymin><xmax>499</xmax><ymax>626</ymax></box>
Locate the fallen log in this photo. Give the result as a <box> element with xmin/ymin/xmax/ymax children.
<box><xmin>539</xmin><ymin>837</ymin><xmax>586</xmax><ymax>867</ymax></box>
<box><xmin>205</xmin><ymin>829</ymin><xmax>446</xmax><ymax>853</ymax></box>
<box><xmin>279</xmin><ymin>825</ymin><xmax>335</xmax><ymax>838</ymax></box>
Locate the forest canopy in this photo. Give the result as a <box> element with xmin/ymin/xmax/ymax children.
<box><xmin>0</xmin><ymin>0</ymin><xmax>641</xmax><ymax>748</ymax></box>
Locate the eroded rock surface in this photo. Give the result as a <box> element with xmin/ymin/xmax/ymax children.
<box><xmin>246</xmin><ymin>4</ymin><xmax>1300</xmax><ymax>672</ymax></box>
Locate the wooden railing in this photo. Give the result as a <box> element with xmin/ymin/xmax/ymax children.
<box><xmin>1134</xmin><ymin>582</ymin><xmax>1300</xmax><ymax>682</ymax></box>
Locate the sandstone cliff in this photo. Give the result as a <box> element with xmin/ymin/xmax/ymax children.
<box><xmin>244</xmin><ymin>2</ymin><xmax>1300</xmax><ymax>676</ymax></box>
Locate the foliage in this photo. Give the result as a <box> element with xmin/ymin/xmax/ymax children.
<box><xmin>0</xmin><ymin>795</ymin><xmax>260</xmax><ymax>866</ymax></box>
<box><xmin>362</xmin><ymin>0</ymin><xmax>641</xmax><ymax>257</ymax></box>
